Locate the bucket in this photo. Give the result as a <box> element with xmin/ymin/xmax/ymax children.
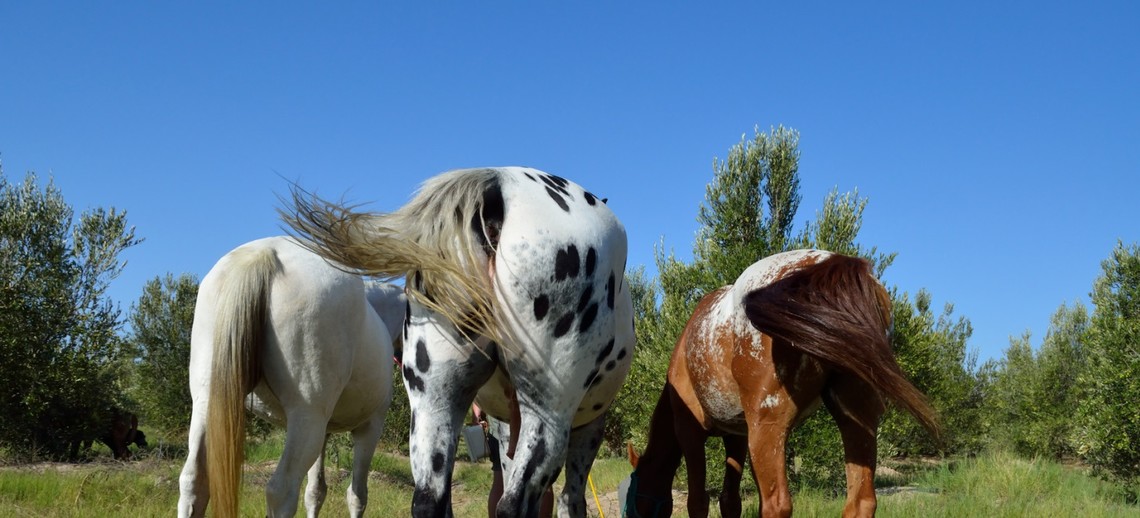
<box><xmin>462</xmin><ymin>425</ymin><xmax>487</xmax><ymax>462</ymax></box>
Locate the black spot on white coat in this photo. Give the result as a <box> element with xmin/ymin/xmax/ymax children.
<box><xmin>606</xmin><ymin>272</ymin><xmax>615</xmax><ymax>309</ymax></box>
<box><xmin>555</xmin><ymin>245</ymin><xmax>581</xmax><ymax>281</ymax></box>
<box><xmin>578</xmin><ymin>303</ymin><xmax>598</xmax><ymax>334</ymax></box>
<box><xmin>553</xmin><ymin>312</ymin><xmax>575</xmax><ymax>338</ymax></box>
<box><xmin>533</xmin><ymin>294</ymin><xmax>550</xmax><ymax>320</ymax></box>
<box><xmin>415</xmin><ymin>339</ymin><xmax>430</xmax><ymax>372</ymax></box>
<box><xmin>545</xmin><ymin>186</ymin><xmax>570</xmax><ymax>212</ymax></box>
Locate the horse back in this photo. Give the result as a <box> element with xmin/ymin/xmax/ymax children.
<box><xmin>668</xmin><ymin>286</ymin><xmax>752</xmax><ymax>434</ymax></box>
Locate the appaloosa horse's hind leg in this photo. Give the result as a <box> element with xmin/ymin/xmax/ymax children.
<box><xmin>823</xmin><ymin>374</ymin><xmax>886</xmax><ymax>518</ymax></box>
<box><xmin>403</xmin><ymin>306</ymin><xmax>497</xmax><ymax>517</ymax></box>
<box><xmin>558</xmin><ymin>414</ymin><xmax>607</xmax><ymax>518</ymax></box>
<box><xmin>495</xmin><ymin>403</ymin><xmax>574</xmax><ymax>518</ymax></box>
<box><xmin>719</xmin><ymin>434</ymin><xmax>748</xmax><ymax>518</ymax></box>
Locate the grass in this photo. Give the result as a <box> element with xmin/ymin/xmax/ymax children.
<box><xmin>1</xmin><ymin>434</ymin><xmax>1136</xmax><ymax>517</ymax></box>
<box><xmin>788</xmin><ymin>451</ymin><xmax>1136</xmax><ymax>518</ymax></box>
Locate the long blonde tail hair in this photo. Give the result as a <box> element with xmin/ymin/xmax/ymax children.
<box><xmin>280</xmin><ymin>168</ymin><xmax>511</xmax><ymax>350</ymax></box>
<box><xmin>205</xmin><ymin>246</ymin><xmax>280</xmax><ymax>518</ymax></box>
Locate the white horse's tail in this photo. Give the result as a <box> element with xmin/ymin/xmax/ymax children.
<box><xmin>282</xmin><ymin>168</ymin><xmax>511</xmax><ymax>350</ymax></box>
<box><xmin>205</xmin><ymin>246</ymin><xmax>281</xmax><ymax>518</ymax></box>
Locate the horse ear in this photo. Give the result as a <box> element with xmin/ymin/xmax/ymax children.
<box><xmin>626</xmin><ymin>440</ymin><xmax>640</xmax><ymax>468</ymax></box>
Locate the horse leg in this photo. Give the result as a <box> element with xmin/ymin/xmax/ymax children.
<box><xmin>177</xmin><ymin>405</ymin><xmax>210</xmax><ymax>518</ymax></box>
<box><xmin>673</xmin><ymin>406</ymin><xmax>711</xmax><ymax>518</ymax></box>
<box><xmin>558</xmin><ymin>414</ymin><xmax>606</xmax><ymax>518</ymax></box>
<box><xmin>740</xmin><ymin>373</ymin><xmax>805</xmax><ymax>518</ymax></box>
<box><xmin>346</xmin><ymin>412</ymin><xmax>387</xmax><ymax>518</ymax></box>
<box><xmin>266</xmin><ymin>411</ymin><xmax>327</xmax><ymax>517</ymax></box>
<box><xmin>494</xmin><ymin>405</ymin><xmax>571</xmax><ymax>518</ymax></box>
<box><xmin>823</xmin><ymin>375</ymin><xmax>885</xmax><ymax>518</ymax></box>
<box><xmin>744</xmin><ymin>420</ymin><xmax>794</xmax><ymax>518</ymax></box>
<box><xmin>303</xmin><ymin>434</ymin><xmax>330</xmax><ymax>518</ymax></box>
<box><xmin>719</xmin><ymin>435</ymin><xmax>748</xmax><ymax>518</ymax></box>
<box><xmin>403</xmin><ymin>314</ymin><xmax>496</xmax><ymax>517</ymax></box>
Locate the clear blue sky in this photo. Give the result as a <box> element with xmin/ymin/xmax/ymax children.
<box><xmin>2</xmin><ymin>2</ymin><xmax>1137</xmax><ymax>364</ymax></box>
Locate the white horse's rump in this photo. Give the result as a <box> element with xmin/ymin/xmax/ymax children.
<box><xmin>177</xmin><ymin>236</ymin><xmax>402</xmax><ymax>518</ymax></box>
<box><xmin>286</xmin><ymin>167</ymin><xmax>635</xmax><ymax>518</ymax></box>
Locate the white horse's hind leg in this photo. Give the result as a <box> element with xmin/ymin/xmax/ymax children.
<box><xmin>345</xmin><ymin>412</ymin><xmax>386</xmax><ymax>518</ymax></box>
<box><xmin>303</xmin><ymin>435</ymin><xmax>329</xmax><ymax>518</ymax></box>
<box><xmin>266</xmin><ymin>412</ymin><xmax>327</xmax><ymax>517</ymax></box>
<box><xmin>177</xmin><ymin>406</ymin><xmax>210</xmax><ymax>518</ymax></box>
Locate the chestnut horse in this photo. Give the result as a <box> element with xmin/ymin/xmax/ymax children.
<box><xmin>624</xmin><ymin>249</ymin><xmax>939</xmax><ymax>518</ymax></box>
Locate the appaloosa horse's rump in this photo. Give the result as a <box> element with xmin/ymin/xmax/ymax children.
<box><xmin>285</xmin><ymin>167</ymin><xmax>634</xmax><ymax>518</ymax></box>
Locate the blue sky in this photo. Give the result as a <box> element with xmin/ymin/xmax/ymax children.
<box><xmin>2</xmin><ymin>2</ymin><xmax>1136</xmax><ymax>364</ymax></box>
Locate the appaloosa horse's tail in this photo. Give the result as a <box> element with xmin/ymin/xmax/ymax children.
<box><xmin>204</xmin><ymin>246</ymin><xmax>280</xmax><ymax>518</ymax></box>
<box><xmin>742</xmin><ymin>254</ymin><xmax>940</xmax><ymax>438</ymax></box>
<box><xmin>281</xmin><ymin>169</ymin><xmax>511</xmax><ymax>351</ymax></box>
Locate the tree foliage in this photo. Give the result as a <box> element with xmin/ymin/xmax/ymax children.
<box><xmin>981</xmin><ymin>303</ymin><xmax>1088</xmax><ymax>459</ymax></box>
<box><xmin>1075</xmin><ymin>241</ymin><xmax>1140</xmax><ymax>486</ymax></box>
<box><xmin>880</xmin><ymin>290</ymin><xmax>981</xmax><ymax>457</ymax></box>
<box><xmin>0</xmin><ymin>168</ymin><xmax>140</xmax><ymax>460</ymax></box>
<box><xmin>128</xmin><ymin>273</ymin><xmax>198</xmax><ymax>432</ymax></box>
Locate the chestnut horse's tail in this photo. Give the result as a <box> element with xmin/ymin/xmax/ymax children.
<box><xmin>205</xmin><ymin>246</ymin><xmax>279</xmax><ymax>518</ymax></box>
<box><xmin>742</xmin><ymin>254</ymin><xmax>940</xmax><ymax>438</ymax></box>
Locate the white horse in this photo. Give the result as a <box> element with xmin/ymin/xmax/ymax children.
<box><xmin>177</xmin><ymin>236</ymin><xmax>404</xmax><ymax>518</ymax></box>
<box><xmin>285</xmin><ymin>167</ymin><xmax>635</xmax><ymax>518</ymax></box>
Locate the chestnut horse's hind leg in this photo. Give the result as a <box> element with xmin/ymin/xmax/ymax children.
<box><xmin>822</xmin><ymin>374</ymin><xmax>886</xmax><ymax>518</ymax></box>
<box><xmin>718</xmin><ymin>434</ymin><xmax>748</xmax><ymax>518</ymax></box>
<box><xmin>743</xmin><ymin>419</ymin><xmax>794</xmax><ymax>518</ymax></box>
<box><xmin>740</xmin><ymin>349</ymin><xmax>822</xmax><ymax>518</ymax></box>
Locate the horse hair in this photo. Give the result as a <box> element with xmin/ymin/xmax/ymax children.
<box><xmin>281</xmin><ymin>168</ymin><xmax>514</xmax><ymax>355</ymax></box>
<box><xmin>742</xmin><ymin>254</ymin><xmax>941</xmax><ymax>439</ymax></box>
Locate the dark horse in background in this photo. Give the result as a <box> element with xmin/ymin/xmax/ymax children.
<box><xmin>624</xmin><ymin>250</ymin><xmax>940</xmax><ymax>518</ymax></box>
<box><xmin>68</xmin><ymin>409</ymin><xmax>148</xmax><ymax>460</ymax></box>
<box><xmin>100</xmin><ymin>410</ymin><xmax>148</xmax><ymax>460</ymax></box>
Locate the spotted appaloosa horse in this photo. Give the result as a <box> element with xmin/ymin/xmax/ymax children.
<box><xmin>285</xmin><ymin>167</ymin><xmax>634</xmax><ymax>518</ymax></box>
<box><xmin>177</xmin><ymin>236</ymin><xmax>404</xmax><ymax>518</ymax></box>
<box><xmin>625</xmin><ymin>249</ymin><xmax>940</xmax><ymax>518</ymax></box>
